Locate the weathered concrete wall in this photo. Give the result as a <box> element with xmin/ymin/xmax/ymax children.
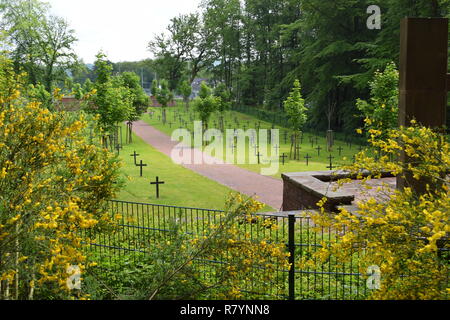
<box><xmin>282</xmin><ymin>171</ymin><xmax>355</xmax><ymax>212</ymax></box>
<box><xmin>282</xmin><ymin>170</ymin><xmax>397</xmax><ymax>212</ymax></box>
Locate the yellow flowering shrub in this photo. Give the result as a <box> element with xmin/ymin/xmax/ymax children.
<box><xmin>0</xmin><ymin>57</ymin><xmax>122</xmax><ymax>300</ymax></box>
<box><xmin>310</xmin><ymin>123</ymin><xmax>449</xmax><ymax>300</ymax></box>
<box><xmin>90</xmin><ymin>193</ymin><xmax>290</xmax><ymax>300</ymax></box>
<box><xmin>202</xmin><ymin>193</ymin><xmax>291</xmax><ymax>299</ymax></box>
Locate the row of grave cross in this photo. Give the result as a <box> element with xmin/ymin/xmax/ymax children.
<box><xmin>130</xmin><ymin>151</ymin><xmax>165</xmax><ymax>198</ymax></box>
<box><xmin>152</xmin><ymin>109</ymin><xmax>370</xmax><ymax>170</ymax></box>
<box><xmin>277</xmin><ymin>152</ymin><xmax>344</xmax><ymax>170</ymax></box>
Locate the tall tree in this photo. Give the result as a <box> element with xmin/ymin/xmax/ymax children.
<box><xmin>213</xmin><ymin>82</ymin><xmax>231</xmax><ymax>131</ymax></box>
<box><xmin>284</xmin><ymin>79</ymin><xmax>307</xmax><ymax>160</ymax></box>
<box><xmin>120</xmin><ymin>71</ymin><xmax>150</xmax><ymax>122</ymax></box>
<box><xmin>154</xmin><ymin>79</ymin><xmax>173</xmax><ymax>124</ymax></box>
<box><xmin>149</xmin><ymin>13</ymin><xmax>215</xmax><ymax>90</ymax></box>
<box><xmin>179</xmin><ymin>80</ymin><xmax>192</xmax><ymax>111</ymax></box>
<box><xmin>194</xmin><ymin>82</ymin><xmax>218</xmax><ymax>132</ymax></box>
<box><xmin>85</xmin><ymin>52</ymin><xmax>133</xmax><ymax>144</ymax></box>
<box><xmin>0</xmin><ymin>0</ymin><xmax>78</xmax><ymax>92</ymax></box>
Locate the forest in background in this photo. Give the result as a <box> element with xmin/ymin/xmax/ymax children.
<box><xmin>148</xmin><ymin>0</ymin><xmax>450</xmax><ymax>134</ymax></box>
<box><xmin>2</xmin><ymin>0</ymin><xmax>449</xmax><ymax>135</ymax></box>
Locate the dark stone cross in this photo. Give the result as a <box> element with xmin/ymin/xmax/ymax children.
<box><xmin>229</xmin><ymin>143</ymin><xmax>236</xmax><ymax>154</ymax></box>
<box><xmin>273</xmin><ymin>144</ymin><xmax>280</xmax><ymax>156</ymax></box>
<box><xmin>295</xmin><ymin>145</ymin><xmax>301</xmax><ymax>157</ymax></box>
<box><xmin>280</xmin><ymin>153</ymin><xmax>288</xmax><ymax>166</ymax></box>
<box><xmin>136</xmin><ymin>160</ymin><xmax>148</xmax><ymax>177</ymax></box>
<box><xmin>304</xmin><ymin>153</ymin><xmax>312</xmax><ymax>166</ymax></box>
<box><xmin>256</xmin><ymin>152</ymin><xmax>262</xmax><ymax>165</ymax></box>
<box><xmin>253</xmin><ymin>145</ymin><xmax>259</xmax><ymax>156</ymax></box>
<box><xmin>130</xmin><ymin>151</ymin><xmax>140</xmax><ymax>165</ymax></box>
<box><xmin>338</xmin><ymin>146</ymin><xmax>344</xmax><ymax>156</ymax></box>
<box><xmin>168</xmin><ymin>122</ymin><xmax>173</xmax><ymax>128</ymax></box>
<box><xmin>150</xmin><ymin>177</ymin><xmax>165</xmax><ymax>199</ymax></box>
<box><xmin>315</xmin><ymin>145</ymin><xmax>322</xmax><ymax>157</ymax></box>
<box><xmin>115</xmin><ymin>144</ymin><xmax>122</xmax><ymax>155</ymax></box>
<box><xmin>327</xmin><ymin>154</ymin><xmax>336</xmax><ymax>171</ymax></box>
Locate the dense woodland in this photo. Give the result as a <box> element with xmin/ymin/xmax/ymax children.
<box><xmin>2</xmin><ymin>0</ymin><xmax>449</xmax><ymax>135</ymax></box>
<box><xmin>149</xmin><ymin>0</ymin><xmax>449</xmax><ymax>134</ymax></box>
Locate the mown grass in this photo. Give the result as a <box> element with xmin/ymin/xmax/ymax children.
<box><xmin>114</xmin><ymin>123</ymin><xmax>275</xmax><ymax>211</ymax></box>
<box><xmin>142</xmin><ymin>103</ymin><xmax>372</xmax><ymax>179</ymax></box>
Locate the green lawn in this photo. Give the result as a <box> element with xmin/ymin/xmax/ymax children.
<box><xmin>114</xmin><ymin>124</ymin><xmax>275</xmax><ymax>212</ymax></box>
<box><xmin>142</xmin><ymin>103</ymin><xmax>372</xmax><ymax>179</ymax></box>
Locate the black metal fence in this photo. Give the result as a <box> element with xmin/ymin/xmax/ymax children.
<box><xmin>83</xmin><ymin>200</ymin><xmax>447</xmax><ymax>300</ymax></box>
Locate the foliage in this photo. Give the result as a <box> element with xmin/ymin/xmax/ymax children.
<box><xmin>150</xmin><ymin>0</ymin><xmax>449</xmax><ymax>134</ymax></box>
<box><xmin>112</xmin><ymin>59</ymin><xmax>155</xmax><ymax>89</ymax></box>
<box><xmin>84</xmin><ymin>52</ymin><xmax>133</xmax><ymax>133</ymax></box>
<box><xmin>83</xmin><ymin>78</ymin><xmax>94</xmax><ymax>93</ymax></box>
<box><xmin>310</xmin><ymin>123</ymin><xmax>449</xmax><ymax>300</ymax></box>
<box><xmin>194</xmin><ymin>82</ymin><xmax>218</xmax><ymax>131</ymax></box>
<box><xmin>283</xmin><ymin>79</ymin><xmax>307</xmax><ymax>132</ymax></box>
<box><xmin>149</xmin><ymin>13</ymin><xmax>215</xmax><ymax>90</ymax></box>
<box><xmin>119</xmin><ymin>71</ymin><xmax>149</xmax><ymax>122</ymax></box>
<box><xmin>83</xmin><ymin>194</ymin><xmax>290</xmax><ymax>300</ymax></box>
<box><xmin>150</xmin><ymin>79</ymin><xmax>158</xmax><ymax>97</ymax></box>
<box><xmin>356</xmin><ymin>62</ymin><xmax>399</xmax><ymax>139</ymax></box>
<box><xmin>214</xmin><ymin>83</ymin><xmax>232</xmax><ymax>113</ymax></box>
<box><xmin>72</xmin><ymin>83</ymin><xmax>84</xmax><ymax>100</ymax></box>
<box><xmin>153</xmin><ymin>79</ymin><xmax>173</xmax><ymax>124</ymax></box>
<box><xmin>26</xmin><ymin>83</ymin><xmax>52</xmax><ymax>110</ymax></box>
<box><xmin>0</xmin><ymin>0</ymin><xmax>78</xmax><ymax>92</ymax></box>
<box><xmin>0</xmin><ymin>56</ymin><xmax>122</xmax><ymax>300</ymax></box>
<box><xmin>178</xmin><ymin>80</ymin><xmax>192</xmax><ymax>110</ymax></box>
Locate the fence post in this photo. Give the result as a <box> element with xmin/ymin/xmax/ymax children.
<box><xmin>288</xmin><ymin>212</ymin><xmax>296</xmax><ymax>300</ymax></box>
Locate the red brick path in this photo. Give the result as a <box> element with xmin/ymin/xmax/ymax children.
<box><xmin>132</xmin><ymin>120</ymin><xmax>283</xmax><ymax>210</ymax></box>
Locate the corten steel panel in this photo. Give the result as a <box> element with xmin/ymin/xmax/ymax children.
<box><xmin>397</xmin><ymin>18</ymin><xmax>449</xmax><ymax>191</ymax></box>
<box><xmin>399</xmin><ymin>18</ymin><xmax>448</xmax><ymax>128</ymax></box>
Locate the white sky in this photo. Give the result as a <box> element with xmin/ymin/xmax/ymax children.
<box><xmin>46</xmin><ymin>0</ymin><xmax>202</xmax><ymax>63</ymax></box>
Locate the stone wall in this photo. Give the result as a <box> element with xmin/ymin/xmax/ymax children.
<box><xmin>282</xmin><ymin>170</ymin><xmax>396</xmax><ymax>213</ymax></box>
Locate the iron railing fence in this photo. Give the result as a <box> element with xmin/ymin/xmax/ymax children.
<box><xmin>82</xmin><ymin>199</ymin><xmax>448</xmax><ymax>300</ymax></box>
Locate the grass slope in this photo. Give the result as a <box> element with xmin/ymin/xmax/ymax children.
<box><xmin>115</xmin><ymin>125</ymin><xmax>275</xmax><ymax>212</ymax></box>
<box><xmin>142</xmin><ymin>103</ymin><xmax>370</xmax><ymax>179</ymax></box>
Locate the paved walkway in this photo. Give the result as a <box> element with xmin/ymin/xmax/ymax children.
<box><xmin>132</xmin><ymin>120</ymin><xmax>283</xmax><ymax>210</ymax></box>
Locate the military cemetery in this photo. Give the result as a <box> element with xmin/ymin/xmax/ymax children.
<box><xmin>0</xmin><ymin>0</ymin><xmax>448</xmax><ymax>305</ymax></box>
